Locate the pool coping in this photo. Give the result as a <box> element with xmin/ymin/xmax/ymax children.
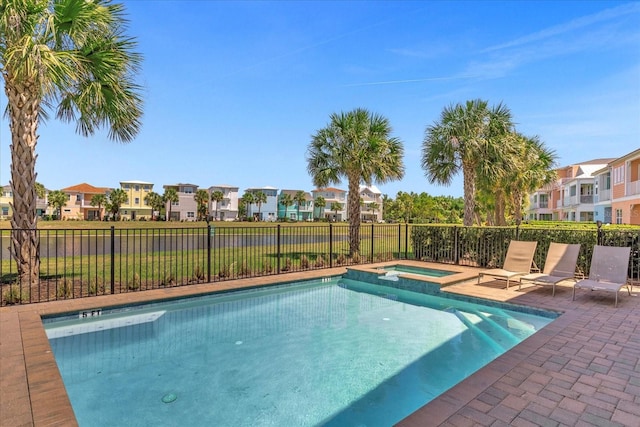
<box><xmin>2</xmin><ymin>262</ymin><xmax>640</xmax><ymax>426</ymax></box>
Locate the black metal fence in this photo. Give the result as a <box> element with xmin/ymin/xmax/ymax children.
<box><xmin>1</xmin><ymin>223</ymin><xmax>638</xmax><ymax>305</ymax></box>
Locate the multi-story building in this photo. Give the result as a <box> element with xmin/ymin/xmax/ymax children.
<box><xmin>0</xmin><ymin>185</ymin><xmax>13</xmax><ymax>219</ymax></box>
<box><xmin>245</xmin><ymin>186</ymin><xmax>278</xmax><ymax>221</ymax></box>
<box><xmin>1</xmin><ymin>184</ymin><xmax>52</xmax><ymax>219</ymax></box>
<box><xmin>60</xmin><ymin>183</ymin><xmax>110</xmax><ymax>220</ymax></box>
<box><xmin>277</xmin><ymin>190</ymin><xmax>314</xmax><ymax>221</ymax></box>
<box><xmin>359</xmin><ymin>185</ymin><xmax>384</xmax><ymax>222</ymax></box>
<box><xmin>208</xmin><ymin>185</ymin><xmax>239</xmax><ymax>221</ymax></box>
<box><xmin>312</xmin><ymin>187</ymin><xmax>347</xmax><ymax>221</ymax></box>
<box><xmin>163</xmin><ymin>183</ymin><xmax>199</xmax><ymax>221</ymax></box>
<box><xmin>119</xmin><ymin>180</ymin><xmax>153</xmax><ymax>220</ymax></box>
<box><xmin>610</xmin><ymin>148</ymin><xmax>640</xmax><ymax>225</ymax></box>
<box><xmin>527</xmin><ymin>153</ymin><xmax>640</xmax><ymax>225</ymax></box>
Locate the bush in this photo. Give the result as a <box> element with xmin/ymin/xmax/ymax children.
<box><xmin>3</xmin><ymin>283</ymin><xmax>29</xmax><ymax>304</ymax></box>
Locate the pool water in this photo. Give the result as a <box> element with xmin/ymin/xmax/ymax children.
<box><xmin>45</xmin><ymin>278</ymin><xmax>555</xmax><ymax>427</ymax></box>
<box><xmin>379</xmin><ymin>264</ymin><xmax>455</xmax><ymax>277</ymax></box>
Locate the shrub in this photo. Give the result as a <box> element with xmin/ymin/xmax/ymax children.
<box><xmin>237</xmin><ymin>260</ymin><xmax>252</xmax><ymax>277</ymax></box>
<box><xmin>127</xmin><ymin>273</ymin><xmax>140</xmax><ymax>290</ymax></box>
<box><xmin>3</xmin><ymin>283</ymin><xmax>29</xmax><ymax>304</ymax></box>
<box><xmin>336</xmin><ymin>254</ymin><xmax>346</xmax><ymax>265</ymax></box>
<box><xmin>300</xmin><ymin>255</ymin><xmax>310</xmax><ymax>269</ymax></box>
<box><xmin>218</xmin><ymin>264</ymin><xmax>231</xmax><ymax>279</ymax></box>
<box><xmin>281</xmin><ymin>258</ymin><xmax>292</xmax><ymax>271</ymax></box>
<box><xmin>314</xmin><ymin>254</ymin><xmax>325</xmax><ymax>268</ymax></box>
<box><xmin>57</xmin><ymin>279</ymin><xmax>73</xmax><ymax>299</ymax></box>
<box><xmin>193</xmin><ymin>265</ymin><xmax>205</xmax><ymax>281</ymax></box>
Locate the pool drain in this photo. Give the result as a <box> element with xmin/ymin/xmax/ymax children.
<box><xmin>162</xmin><ymin>393</ymin><xmax>177</xmax><ymax>403</ymax></box>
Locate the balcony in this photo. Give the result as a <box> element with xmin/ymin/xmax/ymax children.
<box><xmin>597</xmin><ymin>189</ymin><xmax>611</xmax><ymax>202</ymax></box>
<box><xmin>627</xmin><ymin>180</ymin><xmax>640</xmax><ymax>196</ymax></box>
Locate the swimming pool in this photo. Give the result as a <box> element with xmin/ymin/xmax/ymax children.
<box><xmin>45</xmin><ymin>277</ymin><xmax>556</xmax><ymax>426</ymax></box>
<box><xmin>378</xmin><ymin>264</ymin><xmax>455</xmax><ymax>277</ymax></box>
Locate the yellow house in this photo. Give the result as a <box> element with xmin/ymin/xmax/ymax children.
<box><xmin>0</xmin><ymin>185</ymin><xmax>12</xmax><ymax>219</ymax></box>
<box><xmin>119</xmin><ymin>180</ymin><xmax>154</xmax><ymax>220</ymax></box>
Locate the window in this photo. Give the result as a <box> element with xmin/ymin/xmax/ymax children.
<box><xmin>615</xmin><ymin>209</ymin><xmax>623</xmax><ymax>224</ymax></box>
<box><xmin>183</xmin><ymin>187</ymin><xmax>193</xmax><ymax>194</ymax></box>
<box><xmin>613</xmin><ymin>166</ymin><xmax>624</xmax><ymax>185</ymax></box>
<box><xmin>134</xmin><ymin>185</ymin><xmax>140</xmax><ymax>191</ymax></box>
<box><xmin>172</xmin><ymin>201</ymin><xmax>179</xmax><ymax>206</ymax></box>
<box><xmin>134</xmin><ymin>198</ymin><xmax>140</xmax><ymax>205</ymax></box>
<box><xmin>569</xmin><ymin>186</ymin><xmax>577</xmax><ymax>197</ymax></box>
<box><xmin>76</xmin><ymin>195</ymin><xmax>81</xmax><ymax>202</ymax></box>
<box><xmin>1</xmin><ymin>207</ymin><xmax>8</xmax><ymax>215</ymax></box>
<box><xmin>187</xmin><ymin>212</ymin><xmax>195</xmax><ymax>218</ymax></box>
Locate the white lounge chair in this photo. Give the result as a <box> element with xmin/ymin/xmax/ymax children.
<box><xmin>572</xmin><ymin>245</ymin><xmax>632</xmax><ymax>307</ymax></box>
<box><xmin>519</xmin><ymin>243</ymin><xmax>581</xmax><ymax>296</ymax></box>
<box><xmin>477</xmin><ymin>240</ymin><xmax>538</xmax><ymax>289</ymax></box>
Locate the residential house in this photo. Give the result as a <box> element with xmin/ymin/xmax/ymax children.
<box><xmin>163</xmin><ymin>183</ymin><xmax>199</xmax><ymax>221</ymax></box>
<box><xmin>119</xmin><ymin>180</ymin><xmax>153</xmax><ymax>220</ymax></box>
<box><xmin>526</xmin><ymin>159</ymin><xmax>613</xmax><ymax>222</ymax></box>
<box><xmin>1</xmin><ymin>184</ymin><xmax>52</xmax><ymax>219</ymax></box>
<box><xmin>278</xmin><ymin>190</ymin><xmax>314</xmax><ymax>221</ymax></box>
<box><xmin>245</xmin><ymin>186</ymin><xmax>278</xmax><ymax>221</ymax></box>
<box><xmin>610</xmin><ymin>148</ymin><xmax>640</xmax><ymax>225</ymax></box>
<box><xmin>0</xmin><ymin>185</ymin><xmax>12</xmax><ymax>219</ymax></box>
<box><xmin>312</xmin><ymin>187</ymin><xmax>347</xmax><ymax>221</ymax></box>
<box><xmin>208</xmin><ymin>185</ymin><xmax>239</xmax><ymax>221</ymax></box>
<box><xmin>60</xmin><ymin>183</ymin><xmax>110</xmax><ymax>220</ymax></box>
<box><xmin>359</xmin><ymin>185</ymin><xmax>384</xmax><ymax>222</ymax></box>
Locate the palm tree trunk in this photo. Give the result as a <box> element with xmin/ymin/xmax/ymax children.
<box><xmin>6</xmin><ymin>79</ymin><xmax>41</xmax><ymax>286</ymax></box>
<box><xmin>347</xmin><ymin>177</ymin><xmax>360</xmax><ymax>256</ymax></box>
<box><xmin>462</xmin><ymin>164</ymin><xmax>476</xmax><ymax>227</ymax></box>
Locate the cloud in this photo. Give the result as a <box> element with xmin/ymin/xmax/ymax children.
<box><xmin>482</xmin><ymin>2</ymin><xmax>640</xmax><ymax>53</ymax></box>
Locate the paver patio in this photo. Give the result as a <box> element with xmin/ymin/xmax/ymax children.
<box><xmin>1</xmin><ymin>262</ymin><xmax>639</xmax><ymax>427</ymax></box>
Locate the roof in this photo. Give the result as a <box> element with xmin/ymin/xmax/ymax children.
<box><xmin>61</xmin><ymin>183</ymin><xmax>110</xmax><ymax>194</ymax></box>
<box><xmin>312</xmin><ymin>187</ymin><xmax>346</xmax><ymax>193</ymax></box>
<box><xmin>359</xmin><ymin>185</ymin><xmax>382</xmax><ymax>194</ymax></box>
<box><xmin>163</xmin><ymin>183</ymin><xmax>199</xmax><ymax>189</ymax></box>
<box><xmin>246</xmin><ymin>186</ymin><xmax>278</xmax><ymax>191</ymax></box>
<box><xmin>209</xmin><ymin>184</ymin><xmax>239</xmax><ymax>190</ymax></box>
<box><xmin>120</xmin><ymin>180</ymin><xmax>153</xmax><ymax>185</ymax></box>
<box><xmin>279</xmin><ymin>190</ymin><xmax>312</xmax><ymax>199</ymax></box>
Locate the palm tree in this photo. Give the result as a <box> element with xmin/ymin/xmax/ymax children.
<box><xmin>369</xmin><ymin>202</ymin><xmax>379</xmax><ymax>222</ymax></box>
<box><xmin>307</xmin><ymin>108</ymin><xmax>404</xmax><ymax>255</ymax></box>
<box><xmin>90</xmin><ymin>194</ymin><xmax>107</xmax><ymax>221</ymax></box>
<box><xmin>505</xmin><ymin>134</ymin><xmax>557</xmax><ymax>223</ymax></box>
<box><xmin>107</xmin><ymin>189</ymin><xmax>128</xmax><ymax>221</ymax></box>
<box><xmin>280</xmin><ymin>193</ymin><xmax>293</xmax><ymax>220</ymax></box>
<box><xmin>47</xmin><ymin>190</ymin><xmax>67</xmax><ymax>219</ymax></box>
<box><xmin>330</xmin><ymin>202</ymin><xmax>343</xmax><ymax>221</ymax></box>
<box><xmin>253</xmin><ymin>191</ymin><xmax>267</xmax><ymax>221</ymax></box>
<box><xmin>421</xmin><ymin>99</ymin><xmax>514</xmax><ymax>226</ymax></box>
<box><xmin>294</xmin><ymin>191</ymin><xmax>307</xmax><ymax>221</ymax></box>
<box><xmin>210</xmin><ymin>190</ymin><xmax>224</xmax><ymax>220</ymax></box>
<box><xmin>240</xmin><ymin>192</ymin><xmax>255</xmax><ymax>221</ymax></box>
<box><xmin>194</xmin><ymin>189</ymin><xmax>209</xmax><ymax>221</ymax></box>
<box><xmin>144</xmin><ymin>191</ymin><xmax>164</xmax><ymax>220</ymax></box>
<box><xmin>1</xmin><ymin>0</ymin><xmax>143</xmax><ymax>285</ymax></box>
<box><xmin>163</xmin><ymin>188</ymin><xmax>179</xmax><ymax>221</ymax></box>
<box><xmin>314</xmin><ymin>196</ymin><xmax>326</xmax><ymax>220</ymax></box>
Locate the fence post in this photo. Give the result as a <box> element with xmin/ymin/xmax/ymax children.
<box><xmin>370</xmin><ymin>223</ymin><xmax>374</xmax><ymax>263</ymax></box>
<box><xmin>596</xmin><ymin>220</ymin><xmax>603</xmax><ymax>245</ymax></box>
<box><xmin>515</xmin><ymin>219</ymin><xmax>521</xmax><ymax>240</ymax></box>
<box><xmin>454</xmin><ymin>226</ymin><xmax>460</xmax><ymax>265</ymax></box>
<box><xmin>404</xmin><ymin>223</ymin><xmax>409</xmax><ymax>259</ymax></box>
<box><xmin>329</xmin><ymin>223</ymin><xmax>333</xmax><ymax>268</ymax></box>
<box><xmin>207</xmin><ymin>224</ymin><xmax>212</xmax><ymax>282</ymax></box>
<box><xmin>397</xmin><ymin>223</ymin><xmax>401</xmax><ymax>260</ymax></box>
<box><xmin>110</xmin><ymin>226</ymin><xmax>115</xmax><ymax>294</ymax></box>
<box><xmin>277</xmin><ymin>224</ymin><xmax>281</xmax><ymax>274</ymax></box>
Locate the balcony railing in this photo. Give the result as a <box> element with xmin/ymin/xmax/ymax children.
<box><xmin>597</xmin><ymin>189</ymin><xmax>611</xmax><ymax>202</ymax></box>
<box><xmin>627</xmin><ymin>180</ymin><xmax>640</xmax><ymax>196</ymax></box>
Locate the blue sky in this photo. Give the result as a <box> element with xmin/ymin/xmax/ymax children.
<box><xmin>1</xmin><ymin>1</ymin><xmax>639</xmax><ymax>198</ymax></box>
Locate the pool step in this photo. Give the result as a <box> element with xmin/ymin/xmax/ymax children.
<box><xmin>445</xmin><ymin>308</ymin><xmax>523</xmax><ymax>351</ymax></box>
<box><xmin>444</xmin><ymin>307</ymin><xmax>507</xmax><ymax>353</ymax></box>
